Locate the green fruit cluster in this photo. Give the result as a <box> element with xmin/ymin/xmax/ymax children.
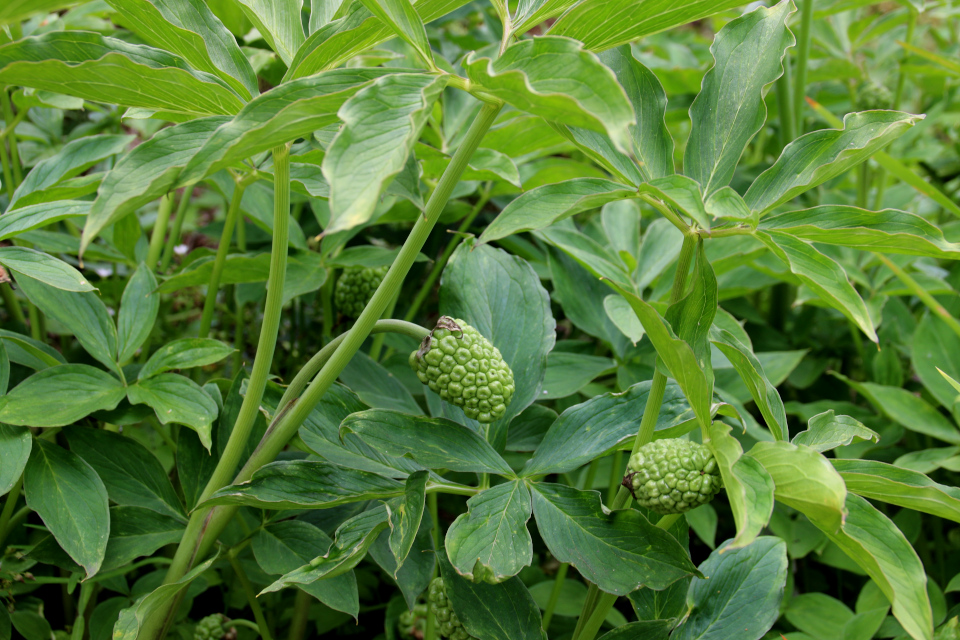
<box><xmin>856</xmin><ymin>81</ymin><xmax>893</xmax><ymax>111</ymax></box>
<box><xmin>626</xmin><ymin>439</ymin><xmax>722</xmax><ymax>515</ymax></box>
<box><xmin>335</xmin><ymin>265</ymin><xmax>389</xmax><ymax>317</ymax></box>
<box><xmin>193</xmin><ymin>614</ymin><xmax>225</xmax><ymax>640</ymax></box>
<box><xmin>428</xmin><ymin>578</ymin><xmax>475</xmax><ymax>640</ymax></box>
<box><xmin>398</xmin><ymin>603</ymin><xmax>428</xmax><ymax>639</ymax></box>
<box><xmin>409</xmin><ymin>317</ymin><xmax>515</xmax><ymax>424</ymax></box>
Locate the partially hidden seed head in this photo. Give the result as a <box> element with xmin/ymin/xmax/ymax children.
<box><xmin>625</xmin><ymin>438</ymin><xmax>723</xmax><ymax>515</ymax></box>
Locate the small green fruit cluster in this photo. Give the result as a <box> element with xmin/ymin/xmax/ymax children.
<box><xmin>856</xmin><ymin>81</ymin><xmax>893</xmax><ymax>111</ymax></box>
<box><xmin>626</xmin><ymin>439</ymin><xmax>722</xmax><ymax>515</ymax></box>
<box><xmin>334</xmin><ymin>265</ymin><xmax>389</xmax><ymax>317</ymax></box>
<box><xmin>409</xmin><ymin>317</ymin><xmax>515</xmax><ymax>424</ymax></box>
<box><xmin>398</xmin><ymin>603</ymin><xmax>428</xmax><ymax>639</ymax></box>
<box><xmin>428</xmin><ymin>578</ymin><xmax>475</xmax><ymax>640</ymax></box>
<box><xmin>193</xmin><ymin>614</ymin><xmax>226</xmax><ymax>640</ymax></box>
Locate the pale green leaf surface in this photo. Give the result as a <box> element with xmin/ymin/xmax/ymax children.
<box><xmin>0</xmin><ymin>365</ymin><xmax>124</xmax><ymax>427</ymax></box>
<box><xmin>127</xmin><ymin>374</ymin><xmax>218</xmax><ymax>449</ymax></box>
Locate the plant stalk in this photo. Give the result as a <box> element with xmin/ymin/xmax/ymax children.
<box><xmin>0</xmin><ymin>284</ymin><xmax>26</xmax><ymax>325</ymax></box>
<box><xmin>159</xmin><ymin>189</ymin><xmax>193</xmax><ymax>272</ymax></box>
<box><xmin>287</xmin><ymin>589</ymin><xmax>312</xmax><ymax>640</ymax></box>
<box><xmin>0</xmin><ymin>476</ymin><xmax>23</xmax><ymax>550</ymax></box>
<box><xmin>793</xmin><ymin>0</ymin><xmax>814</xmax><ymax>135</ymax></box>
<box><xmin>875</xmin><ymin>253</ymin><xmax>960</xmax><ymax>339</ymax></box>
<box><xmin>541</xmin><ymin>561</ymin><xmax>569</xmax><ymax>630</ymax></box>
<box><xmin>228</xmin><ymin>552</ymin><xmax>274</xmax><ymax>640</ymax></box>
<box><xmin>198</xmin><ymin>178</ymin><xmax>251</xmax><ymax>338</ymax></box>
<box><xmin>146</xmin><ymin>193</ymin><xmax>175</xmax><ymax>271</ymax></box>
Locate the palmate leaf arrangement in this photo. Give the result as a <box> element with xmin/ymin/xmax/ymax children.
<box><xmin>0</xmin><ymin>0</ymin><xmax>958</xmax><ymax>639</ymax></box>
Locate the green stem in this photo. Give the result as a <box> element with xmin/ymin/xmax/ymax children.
<box><xmin>876</xmin><ymin>253</ymin><xmax>960</xmax><ymax>339</ymax></box>
<box><xmin>369</xmin><ymin>288</ymin><xmax>400</xmax><ymax>362</ymax></box>
<box><xmin>541</xmin><ymin>562</ymin><xmax>569</xmax><ymax>630</ymax></box>
<box><xmin>0</xmin><ymin>284</ymin><xmax>25</xmax><ymax>325</ymax></box>
<box><xmin>0</xmin><ymin>475</ymin><xmax>23</xmax><ymax>550</ymax></box>
<box><xmin>286</xmin><ymin>589</ymin><xmax>311</xmax><ymax>640</ymax></box>
<box><xmin>159</xmin><ymin>189</ymin><xmax>193</xmax><ymax>272</ymax></box>
<box><xmin>198</xmin><ymin>179</ymin><xmax>250</xmax><ymax>338</ymax></box>
<box><xmin>70</xmin><ymin>583</ymin><xmax>95</xmax><ymax>640</ymax></box>
<box><xmin>26</xmin><ymin>300</ymin><xmax>41</xmax><ymax>342</ymax></box>
<box><xmin>228</xmin><ymin>552</ymin><xmax>274</xmax><ymax>640</ymax></box>
<box><xmin>0</xmin><ymin>132</ymin><xmax>13</xmax><ymax>201</ymax></box>
<box><xmin>321</xmin><ymin>269</ymin><xmax>334</xmax><ymax>343</ymax></box>
<box><xmin>0</xmin><ymin>88</ymin><xmax>22</xmax><ymax>187</ymax></box>
<box><xmin>233</xmin><ymin>299</ymin><xmax>246</xmax><ymax>374</ymax></box>
<box><xmin>403</xmin><ymin>183</ymin><xmax>493</xmax><ymax>323</ymax></box>
<box><xmin>146</xmin><ymin>194</ymin><xmax>175</xmax><ymax>271</ymax></box>
<box><xmin>776</xmin><ymin>62</ymin><xmax>795</xmax><ymax>148</ymax></box>
<box><xmin>856</xmin><ymin>163</ymin><xmax>871</xmax><ymax>209</ymax></box>
<box><xmin>606</xmin><ymin>450</ymin><xmax>623</xmax><ymax>503</ymax></box>
<box><xmin>793</xmin><ymin>0</ymin><xmax>814</xmax><ymax>135</ymax></box>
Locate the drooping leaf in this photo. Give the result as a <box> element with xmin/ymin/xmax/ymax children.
<box><xmin>127</xmin><ymin>374</ymin><xmax>218</xmax><ymax>449</ymax></box>
<box><xmin>138</xmin><ymin>338</ymin><xmax>234</xmax><ymax>380</ymax></box>
<box><xmin>117</xmin><ymin>264</ymin><xmax>159</xmax><ymax>365</ymax></box>
<box><xmin>792</xmin><ymin>410</ymin><xmax>879</xmax><ymax>453</ymax></box>
<box><xmin>0</xmin><ymin>201</ymin><xmax>89</xmax><ymax>242</ymax></box>
<box><xmin>23</xmin><ymin>439</ymin><xmax>109</xmax><ymax>577</ymax></box>
<box><xmin>0</xmin><ymin>247</ymin><xmax>94</xmax><ymax>292</ymax></box>
<box><xmin>913</xmin><ymin>313</ymin><xmax>960</xmax><ymax>409</ymax></box>
<box><xmin>357</xmin><ymin>0</ymin><xmax>433</xmax><ymax>66</ymax></box>
<box><xmin>0</xmin><ymin>365</ymin><xmax>125</xmax><ymax>427</ymax></box>
<box><xmin>234</xmin><ymin>0</ymin><xmax>305</xmax><ymax>66</ymax></box>
<box><xmin>832</xmin><ymin>459</ymin><xmax>960</xmax><ymax>524</ymax></box>
<box><xmin>0</xmin><ymin>425</ymin><xmax>31</xmax><ymax>495</ymax></box>
<box><xmin>386</xmin><ymin>470</ymin><xmax>428</xmax><ymax>572</ymax></box>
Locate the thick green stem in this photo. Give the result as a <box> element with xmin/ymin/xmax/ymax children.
<box><xmin>793</xmin><ymin>0</ymin><xmax>814</xmax><ymax>135</ymax></box>
<box><xmin>228</xmin><ymin>552</ymin><xmax>274</xmax><ymax>640</ymax></box>
<box><xmin>146</xmin><ymin>193</ymin><xmax>175</xmax><ymax>271</ymax></box>
<box><xmin>286</xmin><ymin>589</ymin><xmax>312</xmax><ymax>640</ymax></box>
<box><xmin>26</xmin><ymin>300</ymin><xmax>42</xmax><ymax>342</ymax></box>
<box><xmin>542</xmin><ymin>562</ymin><xmax>569</xmax><ymax>630</ymax></box>
<box><xmin>0</xmin><ymin>88</ymin><xmax>22</xmax><ymax>187</ymax></box>
<box><xmin>606</xmin><ymin>450</ymin><xmax>623</xmax><ymax>503</ymax></box>
<box><xmin>369</xmin><ymin>288</ymin><xmax>400</xmax><ymax>361</ymax></box>
<box><xmin>776</xmin><ymin>63</ymin><xmax>795</xmax><ymax>148</ymax></box>
<box><xmin>0</xmin><ymin>475</ymin><xmax>23</xmax><ymax>550</ymax></box>
<box><xmin>159</xmin><ymin>189</ymin><xmax>193</xmax><ymax>272</ymax></box>
<box><xmin>198</xmin><ymin>179</ymin><xmax>250</xmax><ymax>338</ymax></box>
<box><xmin>0</xmin><ymin>133</ymin><xmax>13</xmax><ymax>201</ymax></box>
<box><xmin>0</xmin><ymin>284</ymin><xmax>25</xmax><ymax>325</ymax></box>
<box><xmin>143</xmin><ymin>104</ymin><xmax>502</xmax><ymax>638</ymax></box>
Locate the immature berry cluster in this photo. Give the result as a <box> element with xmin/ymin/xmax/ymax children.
<box><xmin>428</xmin><ymin>578</ymin><xmax>476</xmax><ymax>640</ymax></box>
<box><xmin>856</xmin><ymin>81</ymin><xmax>893</xmax><ymax>111</ymax></box>
<box><xmin>193</xmin><ymin>614</ymin><xmax>226</xmax><ymax>640</ymax></box>
<box><xmin>409</xmin><ymin>317</ymin><xmax>515</xmax><ymax>424</ymax></box>
<box><xmin>334</xmin><ymin>265</ymin><xmax>389</xmax><ymax>317</ymax></box>
<box><xmin>625</xmin><ymin>439</ymin><xmax>723</xmax><ymax>515</ymax></box>
<box><xmin>398</xmin><ymin>603</ymin><xmax>428</xmax><ymax>639</ymax></box>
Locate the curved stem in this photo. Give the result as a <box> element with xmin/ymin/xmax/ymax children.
<box><xmin>159</xmin><ymin>189</ymin><xmax>193</xmax><ymax>272</ymax></box>
<box><xmin>146</xmin><ymin>193</ymin><xmax>175</xmax><ymax>271</ymax></box>
<box><xmin>228</xmin><ymin>552</ymin><xmax>274</xmax><ymax>640</ymax></box>
<box><xmin>198</xmin><ymin>179</ymin><xmax>249</xmax><ymax>338</ymax></box>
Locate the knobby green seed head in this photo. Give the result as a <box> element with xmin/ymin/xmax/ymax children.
<box><xmin>398</xmin><ymin>603</ymin><xmax>429</xmax><ymax>639</ymax></box>
<box><xmin>428</xmin><ymin>577</ymin><xmax>476</xmax><ymax>640</ymax></box>
<box><xmin>626</xmin><ymin>439</ymin><xmax>723</xmax><ymax>515</ymax></box>
<box><xmin>193</xmin><ymin>614</ymin><xmax>227</xmax><ymax>640</ymax></box>
<box><xmin>335</xmin><ymin>265</ymin><xmax>389</xmax><ymax>317</ymax></box>
<box><xmin>855</xmin><ymin>80</ymin><xmax>893</xmax><ymax>111</ymax></box>
<box><xmin>409</xmin><ymin>317</ymin><xmax>515</xmax><ymax>424</ymax></box>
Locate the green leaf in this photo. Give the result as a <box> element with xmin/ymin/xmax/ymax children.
<box><xmin>127</xmin><ymin>373</ymin><xmax>218</xmax><ymax>449</ymax></box>
<box><xmin>7</xmin><ymin>134</ymin><xmax>133</xmax><ymax>211</ymax></box>
<box><xmin>548</xmin><ymin>121</ymin><xmax>644</xmax><ymax>186</ymax></box>
<box><xmin>252</xmin><ymin>520</ymin><xmax>359</xmax><ymax>618</ymax></box>
<box><xmin>113</xmin><ymin>551</ymin><xmax>219</xmax><ymax>640</ymax></box>
<box><xmin>684</xmin><ymin>0</ymin><xmax>795</xmax><ymax>197</ymax></box>
<box><xmin>323</xmin><ymin>73</ymin><xmax>446</xmax><ymax>233</ymax></box>
<box><xmin>831</xmin><ymin>372</ymin><xmax>960</xmax><ymax>445</ymax></box>
<box><xmin>759</xmin><ymin>206</ymin><xmax>960</xmax><ymax>259</ymax></box>
<box><xmin>203</xmin><ymin>460</ymin><xmax>404</xmax><ymax>509</ymax></box>
<box><xmin>357</xmin><ymin>0</ymin><xmax>433</xmax><ymax>66</ymax></box>
<box><xmin>747</xmin><ymin>441</ymin><xmax>847</xmax><ymax>532</ymax></box>
<box><xmin>0</xmin><ymin>425</ymin><xmax>31</xmax><ymax>494</ymax></box>
<box><xmin>665</xmin><ymin>241</ymin><xmax>718</xmax><ymax>383</ymax></box>
<box><xmin>604</xmin><ymin>294</ymin><xmax>645</xmax><ymax>345</ymax></box>
<box><xmin>235</xmin><ymin>0</ymin><xmax>305</xmax><ymax>66</ymax></box>
<box><xmin>0</xmin><ymin>365</ymin><xmax>125</xmax><ymax>427</ymax></box>
<box><xmin>65</xmin><ymin>428</ymin><xmax>185</xmax><ymax>521</ymax></box>
<box><xmin>23</xmin><ymin>439</ymin><xmax>109</xmax><ymax>577</ymax></box>
<box><xmin>671</xmin><ymin>537</ymin><xmax>788</xmax><ymax>640</ymax></box>
<box><xmin>261</xmin><ymin>505</ymin><xmax>391</xmax><ymax>593</ymax></box>
<box><xmin>81</xmin><ymin>117</ymin><xmax>228</xmax><ymax>256</ymax></box>
<box><xmin>387</xmin><ymin>470</ymin><xmax>428</xmax><ymax>571</ymax></box>
<box><xmin>530</xmin><ymin>580</ymin><xmax>629</xmax><ymax>626</ymax></box>
<box><xmin>370</xmin><ymin>513</ymin><xmax>435</xmax><ymax>609</ymax></box>
<box><xmin>812</xmin><ymin>495</ymin><xmax>933</xmax><ymax>640</ymax></box>
<box><xmin>792</xmin><ymin>410</ymin><xmax>879</xmax><ymax>453</ymax></box>
<box><xmin>445</xmin><ymin>480</ymin><xmax>532</xmax><ymax>583</ymax></box>
<box><xmin>710</xmin><ymin>327</ymin><xmax>787</xmax><ymax>440</ymax></box>
<box><xmin>531</xmin><ymin>482</ymin><xmax>701</xmax><ymax>595</ymax></box>
<box><xmin>180</xmin><ymin>69</ymin><xmax>387</xmax><ymax>185</ymax></box>
<box><xmin>0</xmin><ymin>330</ymin><xmax>66</xmax><ymax>370</ymax></box>
<box><xmin>547</xmin><ymin>0</ymin><xmax>749</xmax><ymax>52</ymax></box>
<box><xmin>597</xmin><ymin>622</ymin><xmax>671</xmax><ymax>640</ymax></box>
<box><xmin>605</xmin><ymin>280</ymin><xmax>713</xmax><ymax>431</ymax></box>
<box><xmin>541</xmin><ymin>351</ymin><xmax>616</xmax><ymax>399</ymax></box>
<box><xmin>599</xmin><ymin>46</ymin><xmax>674</xmax><ymax>181</ymax></box>
<box><xmin>0</xmin><ymin>247</ymin><xmax>93</xmax><ymax>292</ymax></box>
<box><xmin>440</xmin><ymin>241</ymin><xmax>555</xmax><ymax>450</ymax></box>
<box><xmin>784</xmin><ymin>593</ymin><xmax>853</xmax><ymax>640</ymax></box>
<box><xmin>523</xmin><ymin>380</ymin><xmax>693</xmax><ymax>477</ymax></box>
<box><xmin>437</xmin><ymin>550</ymin><xmax>544</xmax><ymax>640</ymax></box>
<box><xmin>703</xmin><ymin>421</ymin><xmax>774</xmax><ymax>550</ymax></box>
<box><xmin>0</xmin><ymin>200</ymin><xmax>89</xmax><ymax>242</ymax></box>
<box><xmin>101</xmin><ymin>506</ymin><xmax>185</xmax><ymax>572</ymax></box>
<box><xmin>0</xmin><ymin>0</ymin><xmax>79</xmax><ymax>25</ymax></box>
<box><xmin>757</xmin><ymin>230</ymin><xmax>877</xmax><ymax>342</ymax></box>
<box><xmin>117</xmin><ymin>264</ymin><xmax>159</xmax><ymax>365</ymax></box>
<box><xmin>912</xmin><ymin>313</ymin><xmax>960</xmax><ymax>409</ymax></box>
<box><xmin>0</xmin><ymin>32</ymin><xmax>245</xmax><ymax>116</ymax></box>
<box><xmin>106</xmin><ymin>0</ymin><xmax>258</xmax><ymax>99</ymax></box>
<box><xmin>340</xmin><ymin>409</ymin><xmax>513</xmax><ymax>475</ymax></box>
<box><xmin>17</xmin><ymin>274</ymin><xmax>119</xmax><ymax>374</ymax></box>
<box><xmin>745</xmin><ymin>111</ymin><xmax>923</xmax><ymax>214</ymax></box>
<box><xmin>464</xmin><ymin>36</ymin><xmax>634</xmax><ymax>154</ymax></box>
<box><xmin>832</xmin><ymin>459</ymin><xmax>960</xmax><ymax>524</ymax></box>
<box><xmin>138</xmin><ymin>338</ymin><xmax>234</xmax><ymax>380</ymax></box>
<box><xmin>340</xmin><ymin>352</ymin><xmax>422</xmax><ymax>415</ymax></box>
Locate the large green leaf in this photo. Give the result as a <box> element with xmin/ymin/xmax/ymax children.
<box><xmin>235</xmin><ymin>0</ymin><xmax>304</xmax><ymax>66</ymax></box>
<box><xmin>671</xmin><ymin>537</ymin><xmax>788</xmax><ymax>640</ymax></box>
<box><xmin>203</xmin><ymin>460</ymin><xmax>404</xmax><ymax>509</ymax></box>
<box><xmin>747</xmin><ymin>441</ymin><xmax>847</xmax><ymax>532</ymax></box>
<box><xmin>0</xmin><ymin>32</ymin><xmax>244</xmax><ymax>116</ymax></box>
<box><xmin>791</xmin><ymin>410</ymin><xmax>879</xmax><ymax>453</ymax></box>
<box><xmin>66</xmin><ymin>428</ymin><xmax>185</xmax><ymax>521</ymax></box>
<box><xmin>445</xmin><ymin>480</ymin><xmax>532</xmax><ymax>583</ymax></box>
<box><xmin>531</xmin><ymin>482</ymin><xmax>701</xmax><ymax>595</ymax></box>
<box><xmin>812</xmin><ymin>495</ymin><xmax>933</xmax><ymax>640</ymax></box>
<box><xmin>684</xmin><ymin>0</ymin><xmax>795</xmax><ymax>197</ymax></box>
<box><xmin>138</xmin><ymin>338</ymin><xmax>234</xmax><ymax>380</ymax></box>
<box><xmin>745</xmin><ymin>111</ymin><xmax>923</xmax><ymax>214</ymax></box>
<box><xmin>0</xmin><ymin>247</ymin><xmax>94</xmax><ymax>292</ymax></box>
<box><xmin>357</xmin><ymin>0</ymin><xmax>433</xmax><ymax>66</ymax></box>
<box><xmin>116</xmin><ymin>264</ymin><xmax>159</xmax><ymax>365</ymax></box>
<box><xmin>0</xmin><ymin>0</ymin><xmax>78</xmax><ymax>25</ymax></box>
<box><xmin>323</xmin><ymin>73</ymin><xmax>445</xmax><ymax>233</ymax></box>
<box><xmin>464</xmin><ymin>36</ymin><xmax>634</xmax><ymax>154</ymax></box>
<box><xmin>759</xmin><ymin>206</ymin><xmax>960</xmax><ymax>259</ymax></box>
<box><xmin>548</xmin><ymin>0</ymin><xmax>750</xmax><ymax>52</ymax></box>
<box><xmin>597</xmin><ymin>622</ymin><xmax>671</xmax><ymax>640</ymax></box>
<box><xmin>107</xmin><ymin>0</ymin><xmax>258</xmax><ymax>99</ymax></box>
<box><xmin>387</xmin><ymin>471</ymin><xmax>428</xmax><ymax>571</ymax></box>
<box><xmin>913</xmin><ymin>313</ymin><xmax>960</xmax><ymax>409</ymax></box>
<box><xmin>340</xmin><ymin>409</ymin><xmax>513</xmax><ymax>476</ymax></box>
<box><xmin>0</xmin><ymin>425</ymin><xmax>31</xmax><ymax>495</ymax></box>
<box><xmin>703</xmin><ymin>421</ymin><xmax>774</xmax><ymax>550</ymax></box>
<box><xmin>100</xmin><ymin>506</ymin><xmax>185</xmax><ymax>572</ymax></box>
<box><xmin>23</xmin><ymin>439</ymin><xmax>109</xmax><ymax>577</ymax></box>
<box><xmin>757</xmin><ymin>230</ymin><xmax>877</xmax><ymax>342</ymax></box>
<box><xmin>81</xmin><ymin>117</ymin><xmax>228</xmax><ymax>256</ymax></box>
<box><xmin>523</xmin><ymin>381</ymin><xmax>692</xmax><ymax>477</ymax></box>
<box><xmin>437</xmin><ymin>549</ymin><xmax>545</xmax><ymax>640</ymax></box>
<box><xmin>0</xmin><ymin>365</ymin><xmax>125</xmax><ymax>427</ymax></box>
<box><xmin>0</xmin><ymin>201</ymin><xmax>89</xmax><ymax>242</ymax></box>
<box><xmin>832</xmin><ymin>459</ymin><xmax>960</xmax><ymax>523</ymax></box>
<box><xmin>126</xmin><ymin>374</ymin><xmax>218</xmax><ymax>449</ymax></box>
